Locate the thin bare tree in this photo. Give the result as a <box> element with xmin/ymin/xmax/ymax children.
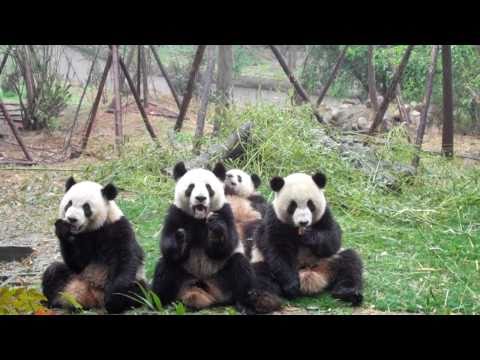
<box><xmin>441</xmin><ymin>45</ymin><xmax>454</xmax><ymax>158</ymax></box>
<box><xmin>412</xmin><ymin>45</ymin><xmax>440</xmax><ymax>168</ymax></box>
<box><xmin>213</xmin><ymin>45</ymin><xmax>233</xmax><ymax>135</ymax></box>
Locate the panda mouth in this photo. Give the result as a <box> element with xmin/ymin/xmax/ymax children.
<box><xmin>192</xmin><ymin>204</ymin><xmax>208</xmax><ymax>218</ymax></box>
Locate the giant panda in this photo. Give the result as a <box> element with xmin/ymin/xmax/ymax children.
<box><xmin>151</xmin><ymin>162</ymin><xmax>281</xmax><ymax>314</ymax></box>
<box><xmin>251</xmin><ymin>171</ymin><xmax>364</xmax><ymax>306</ymax></box>
<box><xmin>224</xmin><ymin>169</ymin><xmax>268</xmax><ymax>259</ymax></box>
<box><xmin>41</xmin><ymin>177</ymin><xmax>147</xmax><ymax>314</ymax></box>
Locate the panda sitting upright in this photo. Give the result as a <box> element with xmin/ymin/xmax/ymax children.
<box><xmin>151</xmin><ymin>162</ymin><xmax>277</xmax><ymax>313</ymax></box>
<box><xmin>251</xmin><ymin>171</ymin><xmax>364</xmax><ymax>306</ymax></box>
<box><xmin>42</xmin><ymin>177</ymin><xmax>146</xmax><ymax>314</ymax></box>
<box><xmin>224</xmin><ymin>169</ymin><xmax>268</xmax><ymax>259</ymax></box>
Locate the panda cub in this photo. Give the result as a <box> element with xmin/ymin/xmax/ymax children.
<box><xmin>42</xmin><ymin>177</ymin><xmax>146</xmax><ymax>314</ymax></box>
<box><xmin>252</xmin><ymin>172</ymin><xmax>364</xmax><ymax>306</ymax></box>
<box><xmin>224</xmin><ymin>169</ymin><xmax>268</xmax><ymax>259</ymax></box>
<box><xmin>151</xmin><ymin>162</ymin><xmax>271</xmax><ymax>313</ymax></box>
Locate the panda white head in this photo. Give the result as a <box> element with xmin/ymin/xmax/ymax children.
<box><xmin>271</xmin><ymin>172</ymin><xmax>327</xmax><ymax>231</ymax></box>
<box><xmin>173</xmin><ymin>161</ymin><xmax>226</xmax><ymax>220</ymax></box>
<box><xmin>224</xmin><ymin>169</ymin><xmax>261</xmax><ymax>198</ymax></box>
<box><xmin>59</xmin><ymin>177</ymin><xmax>123</xmax><ymax>234</ymax></box>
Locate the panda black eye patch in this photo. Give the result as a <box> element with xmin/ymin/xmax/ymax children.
<box><xmin>307</xmin><ymin>200</ymin><xmax>316</xmax><ymax>212</ymax></box>
<box><xmin>287</xmin><ymin>200</ymin><xmax>297</xmax><ymax>215</ymax></box>
<box><xmin>83</xmin><ymin>203</ymin><xmax>92</xmax><ymax>218</ymax></box>
<box><xmin>185</xmin><ymin>183</ymin><xmax>195</xmax><ymax>197</ymax></box>
<box><xmin>65</xmin><ymin>200</ymin><xmax>72</xmax><ymax>212</ymax></box>
<box><xmin>206</xmin><ymin>183</ymin><xmax>215</xmax><ymax>197</ymax></box>
<box><xmin>237</xmin><ymin>175</ymin><xmax>242</xmax><ymax>183</ymax></box>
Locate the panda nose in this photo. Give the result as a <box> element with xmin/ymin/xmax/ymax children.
<box><xmin>67</xmin><ymin>217</ymin><xmax>77</xmax><ymax>224</ymax></box>
<box><xmin>195</xmin><ymin>195</ymin><xmax>206</xmax><ymax>203</ymax></box>
<box><xmin>299</xmin><ymin>221</ymin><xmax>309</xmax><ymax>227</ymax></box>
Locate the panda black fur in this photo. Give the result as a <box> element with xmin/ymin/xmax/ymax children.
<box><xmin>151</xmin><ymin>162</ymin><xmax>280</xmax><ymax>313</ymax></box>
<box><xmin>251</xmin><ymin>172</ymin><xmax>364</xmax><ymax>306</ymax></box>
<box><xmin>42</xmin><ymin>177</ymin><xmax>146</xmax><ymax>314</ymax></box>
<box><xmin>224</xmin><ymin>169</ymin><xmax>268</xmax><ymax>259</ymax></box>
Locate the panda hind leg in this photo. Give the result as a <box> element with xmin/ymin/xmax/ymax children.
<box><xmin>151</xmin><ymin>258</ymin><xmax>191</xmax><ymax>308</ymax></box>
<box><xmin>247</xmin><ymin>261</ymin><xmax>284</xmax><ymax>314</ymax></box>
<box><xmin>42</xmin><ymin>262</ymin><xmax>76</xmax><ymax>310</ymax></box>
<box><xmin>42</xmin><ymin>262</ymin><xmax>102</xmax><ymax>312</ymax></box>
<box><xmin>328</xmin><ymin>249</ymin><xmax>364</xmax><ymax>306</ymax></box>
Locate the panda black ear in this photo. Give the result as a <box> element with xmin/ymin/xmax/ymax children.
<box><xmin>173</xmin><ymin>162</ymin><xmax>187</xmax><ymax>181</ymax></box>
<box><xmin>65</xmin><ymin>176</ymin><xmax>76</xmax><ymax>192</ymax></box>
<box><xmin>102</xmin><ymin>183</ymin><xmax>118</xmax><ymax>200</ymax></box>
<box><xmin>251</xmin><ymin>174</ymin><xmax>261</xmax><ymax>189</ymax></box>
<box><xmin>213</xmin><ymin>162</ymin><xmax>226</xmax><ymax>181</ymax></box>
<box><xmin>312</xmin><ymin>172</ymin><xmax>327</xmax><ymax>189</ymax></box>
<box><xmin>270</xmin><ymin>177</ymin><xmax>285</xmax><ymax>192</ymax></box>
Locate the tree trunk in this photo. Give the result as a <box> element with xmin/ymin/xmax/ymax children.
<box><xmin>141</xmin><ymin>46</ymin><xmax>149</xmax><ymax>109</ymax></box>
<box><xmin>194</xmin><ymin>45</ymin><xmax>216</xmax><ymax>152</ymax></box>
<box><xmin>18</xmin><ymin>46</ymin><xmax>37</xmax><ymax>130</ymax></box>
<box><xmin>368</xmin><ymin>45</ymin><xmax>415</xmax><ymax>134</ymax></box>
<box><xmin>367</xmin><ymin>45</ymin><xmax>379</xmax><ymax>113</ymax></box>
<box><xmin>316</xmin><ymin>45</ymin><xmax>348</xmax><ymax>107</ymax></box>
<box><xmin>213</xmin><ymin>45</ymin><xmax>234</xmax><ymax>135</ymax></box>
<box><xmin>412</xmin><ymin>45</ymin><xmax>439</xmax><ymax>168</ymax></box>
<box><xmin>136</xmin><ymin>45</ymin><xmax>142</xmax><ymax>97</ymax></box>
<box><xmin>441</xmin><ymin>45</ymin><xmax>454</xmax><ymax>158</ymax></box>
<box><xmin>174</xmin><ymin>45</ymin><xmax>206</xmax><ymax>132</ymax></box>
<box><xmin>111</xmin><ymin>45</ymin><xmax>123</xmax><ymax>154</ymax></box>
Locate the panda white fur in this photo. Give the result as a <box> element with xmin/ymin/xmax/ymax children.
<box><xmin>224</xmin><ymin>169</ymin><xmax>268</xmax><ymax>259</ymax></box>
<box><xmin>41</xmin><ymin>177</ymin><xmax>146</xmax><ymax>314</ymax></box>
<box><xmin>251</xmin><ymin>172</ymin><xmax>364</xmax><ymax>306</ymax></box>
<box><xmin>151</xmin><ymin>162</ymin><xmax>280</xmax><ymax>314</ymax></box>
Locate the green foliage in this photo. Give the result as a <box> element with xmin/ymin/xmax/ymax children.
<box><xmin>0</xmin><ymin>287</ymin><xmax>48</xmax><ymax>315</ymax></box>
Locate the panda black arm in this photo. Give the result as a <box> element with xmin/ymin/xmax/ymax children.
<box><xmin>102</xmin><ymin>218</ymin><xmax>144</xmax><ymax>313</ymax></box>
<box><xmin>205</xmin><ymin>203</ymin><xmax>238</xmax><ymax>260</ymax></box>
<box><xmin>301</xmin><ymin>207</ymin><xmax>342</xmax><ymax>258</ymax></box>
<box><xmin>54</xmin><ymin>219</ymin><xmax>88</xmax><ymax>273</ymax></box>
<box><xmin>160</xmin><ymin>205</ymin><xmax>190</xmax><ymax>264</ymax></box>
<box><xmin>264</xmin><ymin>243</ymin><xmax>300</xmax><ymax>299</ymax></box>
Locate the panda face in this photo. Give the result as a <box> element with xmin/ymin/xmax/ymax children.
<box><xmin>271</xmin><ymin>173</ymin><xmax>327</xmax><ymax>229</ymax></box>
<box><xmin>224</xmin><ymin>169</ymin><xmax>261</xmax><ymax>198</ymax></box>
<box><xmin>59</xmin><ymin>177</ymin><xmax>122</xmax><ymax>234</ymax></box>
<box><xmin>173</xmin><ymin>162</ymin><xmax>226</xmax><ymax>220</ymax></box>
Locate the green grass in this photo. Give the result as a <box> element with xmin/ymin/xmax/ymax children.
<box><xmin>85</xmin><ymin>103</ymin><xmax>480</xmax><ymax>315</ymax></box>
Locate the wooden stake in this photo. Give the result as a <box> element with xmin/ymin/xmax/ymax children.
<box><xmin>412</xmin><ymin>45</ymin><xmax>439</xmax><ymax>168</ymax></box>
<box><xmin>316</xmin><ymin>45</ymin><xmax>348</xmax><ymax>107</ymax></box>
<box><xmin>0</xmin><ymin>100</ymin><xmax>33</xmax><ymax>161</ymax></box>
<box><xmin>174</xmin><ymin>45</ymin><xmax>206</xmax><ymax>132</ymax></box>
<box><xmin>368</xmin><ymin>45</ymin><xmax>415</xmax><ymax>135</ymax></box>
<box><xmin>269</xmin><ymin>45</ymin><xmax>324</xmax><ymax>124</ymax></box>
<box><xmin>80</xmin><ymin>53</ymin><xmax>113</xmax><ymax>152</ymax></box>
<box><xmin>114</xmin><ymin>47</ymin><xmax>157</xmax><ymax>140</ymax></box>
<box><xmin>150</xmin><ymin>45</ymin><xmax>182</xmax><ymax>110</ymax></box>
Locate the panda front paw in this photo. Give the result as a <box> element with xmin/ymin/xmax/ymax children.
<box><xmin>55</xmin><ymin>219</ymin><xmax>73</xmax><ymax>240</ymax></box>
<box><xmin>300</xmin><ymin>227</ymin><xmax>318</xmax><ymax>246</ymax></box>
<box><xmin>207</xmin><ymin>212</ymin><xmax>227</xmax><ymax>240</ymax></box>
